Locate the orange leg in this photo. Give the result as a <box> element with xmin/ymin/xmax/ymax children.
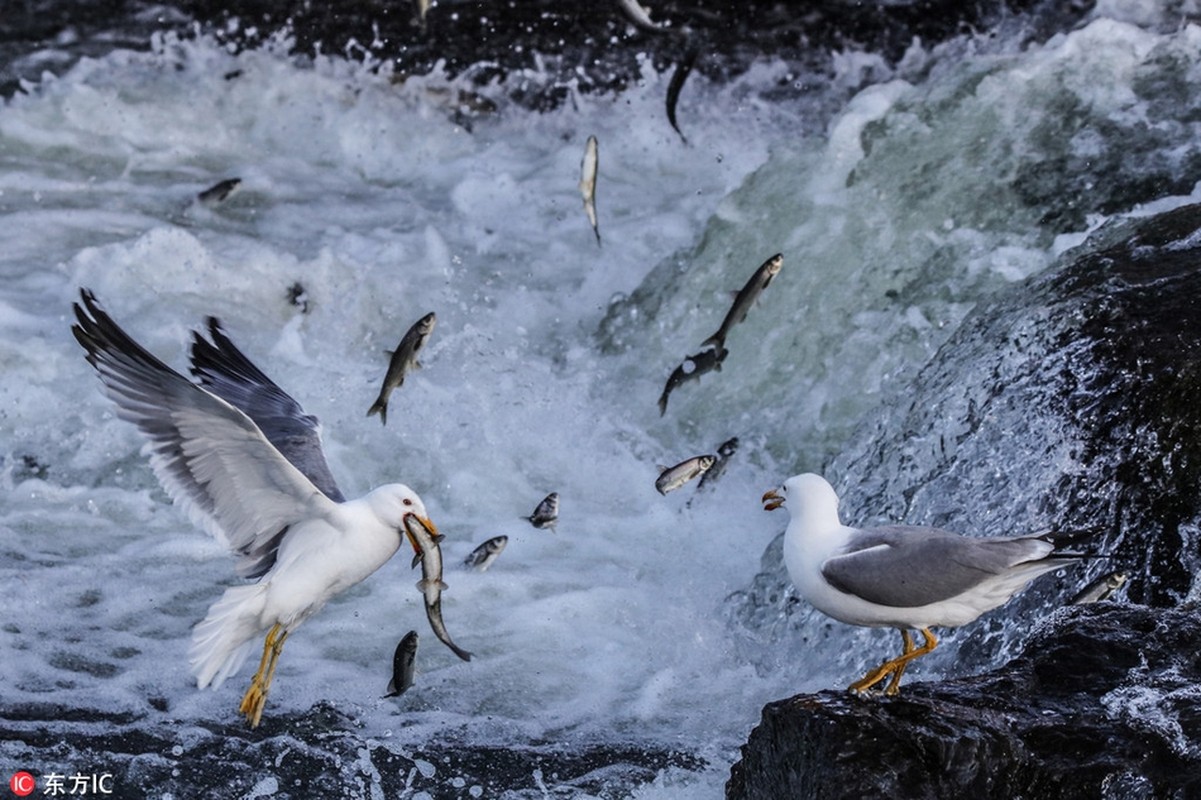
<box><xmin>848</xmin><ymin>627</ymin><xmax>938</xmax><ymax>695</ymax></box>
<box><xmin>239</xmin><ymin>623</ymin><xmax>288</xmax><ymax>728</ymax></box>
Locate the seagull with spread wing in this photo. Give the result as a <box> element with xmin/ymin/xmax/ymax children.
<box><xmin>72</xmin><ymin>288</ymin><xmax>440</xmax><ymax>727</ymax></box>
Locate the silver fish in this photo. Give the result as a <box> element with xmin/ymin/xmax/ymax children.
<box><xmin>464</xmin><ymin>535</ymin><xmax>508</xmax><ymax>572</ymax></box>
<box><xmin>616</xmin><ymin>0</ymin><xmax>668</xmax><ymax>34</ymax></box>
<box><xmin>702</xmin><ymin>253</ymin><xmax>783</xmax><ymax>351</ymax></box>
<box><xmin>666</xmin><ymin>47</ymin><xmax>698</xmax><ymax>143</ymax></box>
<box><xmin>579</xmin><ymin>135</ymin><xmax>600</xmax><ymax>246</ymax></box>
<box><xmin>368</xmin><ymin>312</ymin><xmax>436</xmax><ymax>426</ymax></box>
<box><xmin>526</xmin><ymin>492</ymin><xmax>559</xmax><ymax>529</ymax></box>
<box><xmin>404</xmin><ymin>515</ymin><xmax>473</xmax><ymax>662</ymax></box>
<box><xmin>658</xmin><ymin>346</ymin><xmax>728</xmax><ymax>416</ymax></box>
<box><xmin>197</xmin><ymin>177</ymin><xmax>241</xmax><ymax>205</ymax></box>
<box><xmin>695</xmin><ymin>437</ymin><xmax>739</xmax><ymax>492</ymax></box>
<box><xmin>384</xmin><ymin>630</ymin><xmax>418</xmax><ymax>697</ymax></box>
<box><xmin>655</xmin><ymin>455</ymin><xmax>717</xmax><ymax>495</ymax></box>
<box><xmin>1070</xmin><ymin>570</ymin><xmax>1127</xmax><ymax>604</ymax></box>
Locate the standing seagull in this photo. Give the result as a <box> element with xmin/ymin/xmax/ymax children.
<box><xmin>762</xmin><ymin>473</ymin><xmax>1084</xmax><ymax>695</ymax></box>
<box><xmin>71</xmin><ymin>289</ymin><xmax>441</xmax><ymax>727</ymax></box>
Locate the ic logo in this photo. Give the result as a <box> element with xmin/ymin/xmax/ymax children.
<box><xmin>9</xmin><ymin>771</ymin><xmax>35</xmax><ymax>797</ymax></box>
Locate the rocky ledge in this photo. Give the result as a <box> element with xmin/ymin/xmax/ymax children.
<box><xmin>727</xmin><ymin>603</ymin><xmax>1201</xmax><ymax>799</ymax></box>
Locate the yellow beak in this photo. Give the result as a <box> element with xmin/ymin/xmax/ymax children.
<box><xmin>762</xmin><ymin>489</ymin><xmax>784</xmax><ymax>511</ymax></box>
<box><xmin>403</xmin><ymin>514</ymin><xmax>440</xmax><ymax>554</ymax></box>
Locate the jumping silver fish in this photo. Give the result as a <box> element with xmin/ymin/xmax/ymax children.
<box><xmin>197</xmin><ymin>177</ymin><xmax>241</xmax><ymax>206</ymax></box>
<box><xmin>384</xmin><ymin>630</ymin><xmax>418</xmax><ymax>697</ymax></box>
<box><xmin>367</xmin><ymin>312</ymin><xmax>436</xmax><ymax>426</ymax></box>
<box><xmin>695</xmin><ymin>437</ymin><xmax>738</xmax><ymax>492</ymax></box>
<box><xmin>655</xmin><ymin>455</ymin><xmax>716</xmax><ymax>495</ymax></box>
<box><xmin>1070</xmin><ymin>570</ymin><xmax>1127</xmax><ymax>604</ymax></box>
<box><xmin>526</xmin><ymin>492</ymin><xmax>559</xmax><ymax>529</ymax></box>
<box><xmin>579</xmin><ymin>135</ymin><xmax>600</xmax><ymax>245</ymax></box>
<box><xmin>464</xmin><ymin>535</ymin><xmax>508</xmax><ymax>572</ymax></box>
<box><xmin>414</xmin><ymin>0</ymin><xmax>431</xmax><ymax>31</ymax></box>
<box><xmin>657</xmin><ymin>345</ymin><xmax>728</xmax><ymax>416</ymax></box>
<box><xmin>702</xmin><ymin>253</ymin><xmax>783</xmax><ymax>351</ymax></box>
<box><xmin>666</xmin><ymin>47</ymin><xmax>698</xmax><ymax>143</ymax></box>
<box><xmin>404</xmin><ymin>515</ymin><xmax>473</xmax><ymax>662</ymax></box>
<box><xmin>615</xmin><ymin>0</ymin><xmax>669</xmax><ymax>34</ymax></box>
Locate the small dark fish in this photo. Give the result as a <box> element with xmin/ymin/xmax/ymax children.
<box><xmin>656</xmin><ymin>455</ymin><xmax>717</xmax><ymax>495</ymax></box>
<box><xmin>368</xmin><ymin>312</ymin><xmax>436</xmax><ymax>426</ymax></box>
<box><xmin>404</xmin><ymin>514</ymin><xmax>473</xmax><ymax>662</ymax></box>
<box><xmin>579</xmin><ymin>136</ymin><xmax>600</xmax><ymax>246</ymax></box>
<box><xmin>384</xmin><ymin>630</ymin><xmax>418</xmax><ymax>697</ymax></box>
<box><xmin>464</xmin><ymin>535</ymin><xmax>508</xmax><ymax>572</ymax></box>
<box><xmin>526</xmin><ymin>492</ymin><xmax>559</xmax><ymax>529</ymax></box>
<box><xmin>658</xmin><ymin>345</ymin><xmax>728</xmax><ymax>416</ymax></box>
<box><xmin>286</xmin><ymin>282</ymin><xmax>310</xmax><ymax>314</ymax></box>
<box><xmin>666</xmin><ymin>47</ymin><xmax>698</xmax><ymax>144</ymax></box>
<box><xmin>702</xmin><ymin>253</ymin><xmax>783</xmax><ymax>351</ymax></box>
<box><xmin>695</xmin><ymin>437</ymin><xmax>739</xmax><ymax>493</ymax></box>
<box><xmin>197</xmin><ymin>177</ymin><xmax>241</xmax><ymax>206</ymax></box>
<box><xmin>1070</xmin><ymin>570</ymin><xmax>1127</xmax><ymax>604</ymax></box>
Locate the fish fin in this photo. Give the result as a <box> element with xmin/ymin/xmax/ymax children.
<box><xmin>700</xmin><ymin>333</ymin><xmax>723</xmax><ymax>350</ymax></box>
<box><xmin>657</xmin><ymin>391</ymin><xmax>668</xmax><ymax>416</ymax></box>
<box><xmin>439</xmin><ymin>580</ymin><xmax>449</xmax><ymax>591</ymax></box>
<box><xmin>384</xmin><ymin>349</ymin><xmax>394</xmax><ymax>357</ymax></box>
<box><xmin>411</xmin><ymin>552</ymin><xmax>423</xmax><ymax>569</ymax></box>
<box><xmin>367</xmin><ymin>399</ymin><xmax>388</xmax><ymax>425</ymax></box>
<box><xmin>385</xmin><ymin>680</ymin><xmax>397</xmax><ymax>696</ymax></box>
<box><xmin>433</xmin><ymin>534</ymin><xmax>446</xmax><ymax>544</ymax></box>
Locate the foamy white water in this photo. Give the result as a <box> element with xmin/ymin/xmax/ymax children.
<box><xmin>4</xmin><ymin>6</ymin><xmax>1201</xmax><ymax>795</ymax></box>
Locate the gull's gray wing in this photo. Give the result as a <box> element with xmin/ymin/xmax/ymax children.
<box><xmin>72</xmin><ymin>289</ymin><xmax>339</xmax><ymax>579</ymax></box>
<box><xmin>820</xmin><ymin>525</ymin><xmax>1058</xmax><ymax>608</ymax></box>
<box><xmin>189</xmin><ymin>317</ymin><xmax>345</xmax><ymax>503</ymax></box>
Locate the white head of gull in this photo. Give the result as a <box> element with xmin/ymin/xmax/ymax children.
<box><xmin>72</xmin><ymin>288</ymin><xmax>440</xmax><ymax>727</ymax></box>
<box><xmin>762</xmin><ymin>473</ymin><xmax>1084</xmax><ymax>695</ymax></box>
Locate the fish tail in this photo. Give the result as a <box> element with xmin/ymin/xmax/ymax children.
<box><xmin>367</xmin><ymin>398</ymin><xmax>388</xmax><ymax>425</ymax></box>
<box><xmin>189</xmin><ymin>583</ymin><xmax>269</xmax><ymax>689</ymax></box>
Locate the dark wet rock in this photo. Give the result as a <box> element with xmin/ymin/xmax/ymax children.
<box><xmin>1</xmin><ymin>700</ymin><xmax>703</xmax><ymax>798</ymax></box>
<box><xmin>731</xmin><ymin>202</ymin><xmax>1201</xmax><ymax>678</ymax></box>
<box><xmin>727</xmin><ymin>603</ymin><xmax>1201</xmax><ymax>800</ymax></box>
<box><xmin>1</xmin><ymin>1</ymin><xmax>1099</xmax><ymax>105</ymax></box>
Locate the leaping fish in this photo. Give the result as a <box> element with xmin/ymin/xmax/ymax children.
<box><xmin>702</xmin><ymin>253</ymin><xmax>783</xmax><ymax>351</ymax></box>
<box><xmin>404</xmin><ymin>514</ymin><xmax>472</xmax><ymax>662</ymax></box>
<box><xmin>666</xmin><ymin>47</ymin><xmax>698</xmax><ymax>143</ymax></box>
<box><xmin>655</xmin><ymin>455</ymin><xmax>716</xmax><ymax>495</ymax></box>
<box><xmin>526</xmin><ymin>492</ymin><xmax>560</xmax><ymax>529</ymax></box>
<box><xmin>615</xmin><ymin>0</ymin><xmax>672</xmax><ymax>35</ymax></box>
<box><xmin>1070</xmin><ymin>570</ymin><xmax>1127</xmax><ymax>604</ymax></box>
<box><xmin>384</xmin><ymin>630</ymin><xmax>418</xmax><ymax>697</ymax></box>
<box><xmin>464</xmin><ymin>535</ymin><xmax>508</xmax><ymax>572</ymax></box>
<box><xmin>695</xmin><ymin>437</ymin><xmax>739</xmax><ymax>492</ymax></box>
<box><xmin>579</xmin><ymin>135</ymin><xmax>601</xmax><ymax>246</ymax></box>
<box><xmin>367</xmin><ymin>311</ymin><xmax>436</xmax><ymax>426</ymax></box>
<box><xmin>197</xmin><ymin>177</ymin><xmax>242</xmax><ymax>206</ymax></box>
<box><xmin>657</xmin><ymin>345</ymin><xmax>728</xmax><ymax>416</ymax></box>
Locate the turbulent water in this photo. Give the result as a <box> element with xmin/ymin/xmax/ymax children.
<box><xmin>4</xmin><ymin>3</ymin><xmax>1201</xmax><ymax>797</ymax></box>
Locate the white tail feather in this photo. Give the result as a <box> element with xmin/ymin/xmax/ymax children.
<box><xmin>189</xmin><ymin>583</ymin><xmax>269</xmax><ymax>689</ymax></box>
